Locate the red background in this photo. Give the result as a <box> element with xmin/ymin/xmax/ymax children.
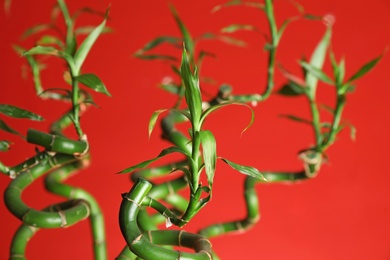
<box><xmin>1</xmin><ymin>0</ymin><xmax>390</xmax><ymax>259</ymax></box>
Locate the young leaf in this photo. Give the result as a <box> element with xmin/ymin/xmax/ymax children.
<box><xmin>0</xmin><ymin>104</ymin><xmax>44</xmax><ymax>121</ymax></box>
<box><xmin>218</xmin><ymin>35</ymin><xmax>247</xmax><ymax>47</ymax></box>
<box><xmin>306</xmin><ymin>26</ymin><xmax>331</xmax><ymax>95</ymax></box>
<box><xmin>118</xmin><ymin>146</ymin><xmax>191</xmax><ymax>174</ymax></box>
<box><xmin>219</xmin><ymin>157</ymin><xmax>266</xmax><ymax>181</ymax></box>
<box><xmin>21</xmin><ymin>23</ymin><xmax>56</xmax><ymax>40</ymax></box>
<box><xmin>134</xmin><ymin>54</ymin><xmax>178</xmax><ymax>61</ymax></box>
<box><xmin>0</xmin><ymin>140</ymin><xmax>11</xmax><ymax>152</ymax></box>
<box><xmin>181</xmin><ymin>47</ymin><xmax>203</xmax><ymax>127</ymax></box>
<box><xmin>149</xmin><ymin>109</ymin><xmax>168</xmax><ymax>138</ymax></box>
<box><xmin>220</xmin><ymin>24</ymin><xmax>257</xmax><ymax>33</ymax></box>
<box><xmin>199</xmin><ymin>130</ymin><xmax>217</xmax><ymax>188</ymax></box>
<box><xmin>75</xmin><ymin>26</ymin><xmax>112</xmax><ymax>36</ymax></box>
<box><xmin>300</xmin><ymin>61</ymin><xmax>333</xmax><ymax>85</ymax></box>
<box><xmin>346</xmin><ymin>53</ymin><xmax>383</xmax><ymax>83</ymax></box>
<box><xmin>37</xmin><ymin>35</ymin><xmax>65</xmax><ymax>48</ymax></box>
<box><xmin>135</xmin><ymin>36</ymin><xmax>181</xmax><ymax>54</ymax></box>
<box><xmin>280</xmin><ymin>114</ymin><xmax>312</xmax><ymax>125</ymax></box>
<box><xmin>74</xmin><ymin>74</ymin><xmax>111</xmax><ymax>96</ymax></box>
<box><xmin>169</xmin><ymin>5</ymin><xmax>194</xmax><ymax>58</ymax></box>
<box><xmin>199</xmin><ymin>101</ymin><xmax>254</xmax><ymax>135</ymax></box>
<box><xmin>23</xmin><ymin>46</ymin><xmax>72</xmax><ymax>65</ymax></box>
<box><xmin>0</xmin><ymin>119</ymin><xmax>22</xmax><ymax>137</ymax></box>
<box><xmin>277</xmin><ymin>82</ymin><xmax>305</xmax><ymax>96</ymax></box>
<box><xmin>74</xmin><ymin>10</ymin><xmax>108</xmax><ymax>72</ymax></box>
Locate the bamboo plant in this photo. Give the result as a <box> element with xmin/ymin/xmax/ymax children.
<box><xmin>2</xmin><ymin>0</ymin><xmax>382</xmax><ymax>259</ymax></box>
<box><xmin>117</xmin><ymin>0</ymin><xmax>382</xmax><ymax>259</ymax></box>
<box><xmin>2</xmin><ymin>0</ymin><xmax>110</xmax><ymax>259</ymax></box>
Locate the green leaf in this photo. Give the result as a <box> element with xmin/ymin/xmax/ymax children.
<box><xmin>0</xmin><ymin>104</ymin><xmax>44</xmax><ymax>121</ymax></box>
<box><xmin>134</xmin><ymin>54</ymin><xmax>178</xmax><ymax>61</ymax></box>
<box><xmin>118</xmin><ymin>146</ymin><xmax>191</xmax><ymax>174</ymax></box>
<box><xmin>277</xmin><ymin>82</ymin><xmax>305</xmax><ymax>96</ymax></box>
<box><xmin>346</xmin><ymin>53</ymin><xmax>383</xmax><ymax>83</ymax></box>
<box><xmin>75</xmin><ymin>26</ymin><xmax>112</xmax><ymax>36</ymax></box>
<box><xmin>36</xmin><ymin>35</ymin><xmax>65</xmax><ymax>49</ymax></box>
<box><xmin>306</xmin><ymin>26</ymin><xmax>331</xmax><ymax>96</ymax></box>
<box><xmin>0</xmin><ymin>140</ymin><xmax>11</xmax><ymax>152</ymax></box>
<box><xmin>74</xmin><ymin>74</ymin><xmax>111</xmax><ymax>96</ymax></box>
<box><xmin>74</xmin><ymin>10</ymin><xmax>108</xmax><ymax>72</ymax></box>
<box><xmin>211</xmin><ymin>0</ymin><xmax>264</xmax><ymax>13</ymax></box>
<box><xmin>21</xmin><ymin>23</ymin><xmax>55</xmax><ymax>40</ymax></box>
<box><xmin>149</xmin><ymin>109</ymin><xmax>167</xmax><ymax>138</ymax></box>
<box><xmin>218</xmin><ymin>35</ymin><xmax>247</xmax><ymax>47</ymax></box>
<box><xmin>23</xmin><ymin>46</ymin><xmax>72</xmax><ymax>64</ymax></box>
<box><xmin>159</xmin><ymin>83</ymin><xmax>180</xmax><ymax>95</ymax></box>
<box><xmin>276</xmin><ymin>16</ymin><xmax>299</xmax><ymax>44</ymax></box>
<box><xmin>181</xmin><ymin>47</ymin><xmax>203</xmax><ymax>128</ymax></box>
<box><xmin>220</xmin><ymin>157</ymin><xmax>266</xmax><ymax>181</ymax></box>
<box><xmin>280</xmin><ymin>114</ymin><xmax>312</xmax><ymax>125</ymax></box>
<box><xmin>199</xmin><ymin>130</ymin><xmax>217</xmax><ymax>188</ymax></box>
<box><xmin>0</xmin><ymin>119</ymin><xmax>22</xmax><ymax>137</ymax></box>
<box><xmin>220</xmin><ymin>24</ymin><xmax>257</xmax><ymax>33</ymax></box>
<box><xmin>135</xmin><ymin>36</ymin><xmax>181</xmax><ymax>54</ymax></box>
<box><xmin>169</xmin><ymin>5</ymin><xmax>194</xmax><ymax>58</ymax></box>
<box><xmin>300</xmin><ymin>61</ymin><xmax>333</xmax><ymax>85</ymax></box>
<box><xmin>199</xmin><ymin>101</ymin><xmax>254</xmax><ymax>135</ymax></box>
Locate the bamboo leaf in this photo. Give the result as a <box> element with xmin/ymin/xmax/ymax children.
<box><xmin>159</xmin><ymin>83</ymin><xmax>180</xmax><ymax>95</ymax></box>
<box><xmin>218</xmin><ymin>35</ymin><xmax>247</xmax><ymax>47</ymax></box>
<box><xmin>118</xmin><ymin>146</ymin><xmax>191</xmax><ymax>174</ymax></box>
<box><xmin>135</xmin><ymin>36</ymin><xmax>181</xmax><ymax>54</ymax></box>
<box><xmin>212</xmin><ymin>0</ymin><xmax>264</xmax><ymax>13</ymax></box>
<box><xmin>199</xmin><ymin>130</ymin><xmax>217</xmax><ymax>188</ymax></box>
<box><xmin>219</xmin><ymin>157</ymin><xmax>266</xmax><ymax>181</ymax></box>
<box><xmin>300</xmin><ymin>61</ymin><xmax>333</xmax><ymax>85</ymax></box>
<box><xmin>0</xmin><ymin>104</ymin><xmax>44</xmax><ymax>121</ymax></box>
<box><xmin>280</xmin><ymin>114</ymin><xmax>312</xmax><ymax>125</ymax></box>
<box><xmin>306</xmin><ymin>26</ymin><xmax>331</xmax><ymax>96</ymax></box>
<box><xmin>149</xmin><ymin>109</ymin><xmax>167</xmax><ymax>138</ymax></box>
<box><xmin>75</xmin><ymin>26</ymin><xmax>112</xmax><ymax>36</ymax></box>
<box><xmin>346</xmin><ymin>53</ymin><xmax>383</xmax><ymax>83</ymax></box>
<box><xmin>181</xmin><ymin>47</ymin><xmax>203</xmax><ymax>127</ymax></box>
<box><xmin>74</xmin><ymin>74</ymin><xmax>111</xmax><ymax>96</ymax></box>
<box><xmin>0</xmin><ymin>119</ymin><xmax>22</xmax><ymax>137</ymax></box>
<box><xmin>36</xmin><ymin>35</ymin><xmax>65</xmax><ymax>48</ymax></box>
<box><xmin>74</xmin><ymin>10</ymin><xmax>108</xmax><ymax>72</ymax></box>
<box><xmin>200</xmin><ymin>101</ymin><xmax>254</xmax><ymax>135</ymax></box>
<box><xmin>220</xmin><ymin>24</ymin><xmax>257</xmax><ymax>33</ymax></box>
<box><xmin>21</xmin><ymin>23</ymin><xmax>56</xmax><ymax>39</ymax></box>
<box><xmin>23</xmin><ymin>45</ymin><xmax>66</xmax><ymax>57</ymax></box>
<box><xmin>277</xmin><ymin>82</ymin><xmax>305</xmax><ymax>96</ymax></box>
<box><xmin>0</xmin><ymin>140</ymin><xmax>11</xmax><ymax>152</ymax></box>
<box><xmin>169</xmin><ymin>5</ymin><xmax>194</xmax><ymax>58</ymax></box>
<box><xmin>134</xmin><ymin>54</ymin><xmax>178</xmax><ymax>61</ymax></box>
<box><xmin>276</xmin><ymin>16</ymin><xmax>299</xmax><ymax>43</ymax></box>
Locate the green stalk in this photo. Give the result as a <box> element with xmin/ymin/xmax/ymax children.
<box><xmin>320</xmin><ymin>95</ymin><xmax>346</xmax><ymax>151</ymax></box>
<box><xmin>199</xmin><ymin>171</ymin><xmax>308</xmax><ymax>238</ymax></box>
<box><xmin>308</xmin><ymin>97</ymin><xmax>322</xmax><ymax>146</ymax></box>
<box><xmin>4</xmin><ymin>153</ymin><xmax>90</xmax><ymax>228</ymax></box>
<box><xmin>45</xmin><ymin>159</ymin><xmax>107</xmax><ymax>260</ymax></box>
<box><xmin>119</xmin><ymin>179</ymin><xmax>213</xmax><ymax>260</ymax></box>
<box><xmin>262</xmin><ymin>0</ymin><xmax>278</xmax><ymax>100</ymax></box>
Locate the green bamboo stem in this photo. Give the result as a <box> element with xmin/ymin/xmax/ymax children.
<box><xmin>119</xmin><ymin>178</ymin><xmax>213</xmax><ymax>260</ymax></box>
<box><xmin>44</xmin><ymin>159</ymin><xmax>107</xmax><ymax>259</ymax></box>
<box><xmin>199</xmin><ymin>171</ymin><xmax>308</xmax><ymax>238</ymax></box>
<box><xmin>4</xmin><ymin>153</ymin><xmax>90</xmax><ymax>228</ymax></box>
<box><xmin>27</xmin><ymin>129</ymin><xmax>88</xmax><ymax>156</ymax></box>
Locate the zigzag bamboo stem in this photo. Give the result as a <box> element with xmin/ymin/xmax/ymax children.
<box><xmin>44</xmin><ymin>159</ymin><xmax>107</xmax><ymax>259</ymax></box>
<box><xmin>119</xmin><ymin>178</ymin><xmax>213</xmax><ymax>260</ymax></box>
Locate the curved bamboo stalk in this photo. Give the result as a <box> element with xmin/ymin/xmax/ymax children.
<box><xmin>119</xmin><ymin>178</ymin><xmax>213</xmax><ymax>260</ymax></box>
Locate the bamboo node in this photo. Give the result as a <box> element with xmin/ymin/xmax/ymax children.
<box><xmin>125</xmin><ymin>197</ymin><xmax>141</xmax><ymax>208</ymax></box>
<box><xmin>178</xmin><ymin>230</ymin><xmax>184</xmax><ymax>247</ymax></box>
<box><xmin>58</xmin><ymin>210</ymin><xmax>68</xmax><ymax>227</ymax></box>
<box><xmin>199</xmin><ymin>250</ymin><xmax>213</xmax><ymax>260</ymax></box>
